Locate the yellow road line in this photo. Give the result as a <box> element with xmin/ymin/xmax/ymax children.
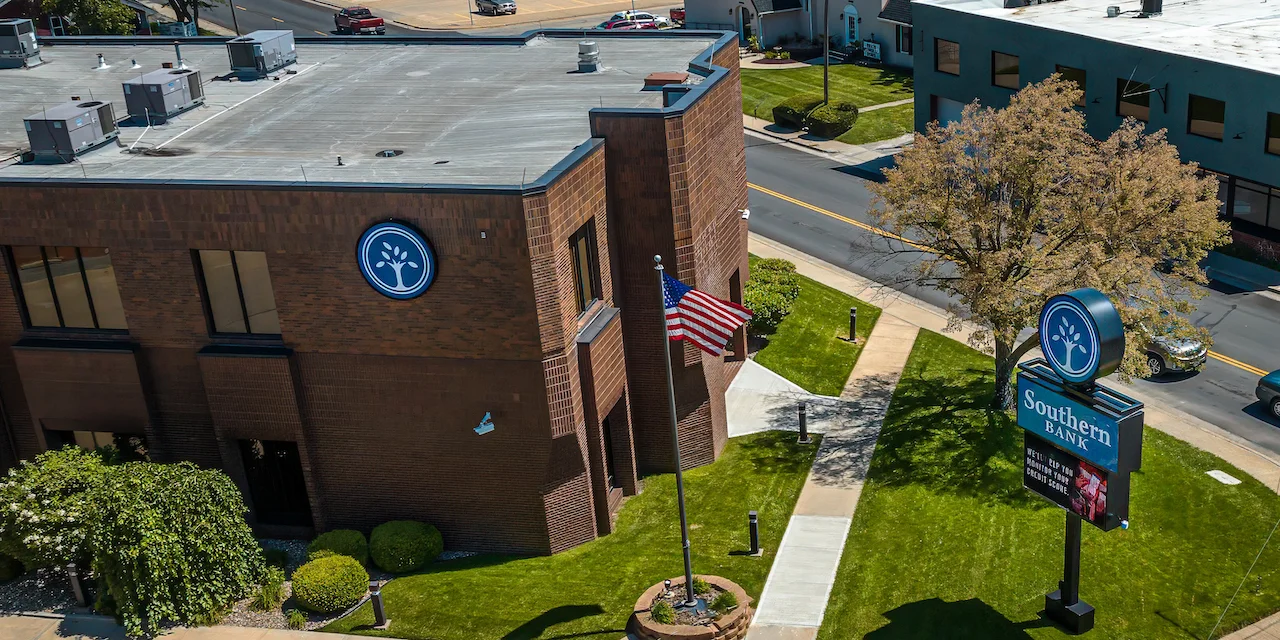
<box><xmin>235</xmin><ymin>5</ymin><xmax>246</xmax><ymax>10</ymax></box>
<box><xmin>747</xmin><ymin>180</ymin><xmax>1272</xmax><ymax>379</ymax></box>
<box><xmin>271</xmin><ymin>16</ymin><xmax>284</xmax><ymax>22</ymax></box>
<box><xmin>313</xmin><ymin>30</ymin><xmax>329</xmax><ymax>36</ymax></box>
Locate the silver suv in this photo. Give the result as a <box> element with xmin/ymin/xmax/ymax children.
<box><xmin>1145</xmin><ymin>335</ymin><xmax>1207</xmax><ymax>377</ymax></box>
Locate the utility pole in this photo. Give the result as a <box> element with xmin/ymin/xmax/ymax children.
<box><xmin>822</xmin><ymin>0</ymin><xmax>830</xmax><ymax>105</ymax></box>
<box><xmin>230</xmin><ymin>3</ymin><xmax>241</xmax><ymax>36</ymax></box>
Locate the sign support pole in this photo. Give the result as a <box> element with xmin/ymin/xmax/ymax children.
<box><xmin>1044</xmin><ymin>480</ymin><xmax>1096</xmax><ymax>634</ymax></box>
<box><xmin>1062</xmin><ymin>512</ymin><xmax>1082</xmax><ymax>606</ymax></box>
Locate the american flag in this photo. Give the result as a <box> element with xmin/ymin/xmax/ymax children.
<box><xmin>663</xmin><ymin>272</ymin><xmax>753</xmax><ymax>356</ymax></box>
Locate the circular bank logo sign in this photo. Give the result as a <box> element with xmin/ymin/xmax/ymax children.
<box><xmin>357</xmin><ymin>222</ymin><xmax>436</xmax><ymax>299</ymax></box>
<box><xmin>1039</xmin><ymin>296</ymin><xmax>1101</xmax><ymax>384</ymax></box>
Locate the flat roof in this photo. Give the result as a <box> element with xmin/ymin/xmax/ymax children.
<box><xmin>0</xmin><ymin>34</ymin><xmax>719</xmax><ymax>187</ymax></box>
<box><xmin>917</xmin><ymin>0</ymin><xmax>1280</xmax><ymax>76</ymax></box>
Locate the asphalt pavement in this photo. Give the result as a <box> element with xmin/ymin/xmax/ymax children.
<box><xmin>200</xmin><ymin>0</ymin><xmax>421</xmax><ymax>37</ymax></box>
<box><xmin>744</xmin><ymin>131</ymin><xmax>1280</xmax><ymax>457</ymax></box>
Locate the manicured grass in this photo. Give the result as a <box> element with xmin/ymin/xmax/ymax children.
<box><xmin>818</xmin><ymin>330</ymin><xmax>1280</xmax><ymax>639</ymax></box>
<box><xmin>751</xmin><ymin>256</ymin><xmax>881</xmax><ymax>397</ymax></box>
<box><xmin>324</xmin><ymin>431</ymin><xmax>818</xmax><ymax>640</ymax></box>
<box><xmin>837</xmin><ymin>103</ymin><xmax>915</xmax><ymax>146</ymax></box>
<box><xmin>742</xmin><ymin>65</ymin><xmax>914</xmax><ymax>122</ymax></box>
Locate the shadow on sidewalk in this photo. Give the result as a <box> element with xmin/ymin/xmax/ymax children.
<box><xmin>865</xmin><ymin>597</ymin><xmax>1051</xmax><ymax>639</ymax></box>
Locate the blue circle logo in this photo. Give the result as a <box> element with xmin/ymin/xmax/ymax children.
<box><xmin>1039</xmin><ymin>298</ymin><xmax>1101</xmax><ymax>384</ymax></box>
<box><xmin>357</xmin><ymin>222</ymin><xmax>436</xmax><ymax>300</ymax></box>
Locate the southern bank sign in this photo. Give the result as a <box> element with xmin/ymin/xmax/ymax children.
<box><xmin>1019</xmin><ymin>374</ymin><xmax>1120</xmax><ymax>472</ymax></box>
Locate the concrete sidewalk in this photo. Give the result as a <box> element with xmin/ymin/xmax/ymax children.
<box><xmin>0</xmin><ymin>613</ymin><xmax>372</xmax><ymax>640</ymax></box>
<box><xmin>743</xmin><ymin>114</ymin><xmax>911</xmax><ymax>175</ymax></box>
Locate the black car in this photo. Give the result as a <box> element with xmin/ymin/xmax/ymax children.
<box><xmin>1257</xmin><ymin>370</ymin><xmax>1280</xmax><ymax>418</ymax></box>
<box><xmin>475</xmin><ymin>0</ymin><xmax>516</xmax><ymax>15</ymax></box>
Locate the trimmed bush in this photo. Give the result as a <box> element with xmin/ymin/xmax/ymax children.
<box><xmin>754</xmin><ymin>257</ymin><xmax>798</xmax><ymax>274</ymax></box>
<box><xmin>771</xmin><ymin>94</ymin><xmax>823</xmax><ymax>130</ymax></box>
<box><xmin>370</xmin><ymin>520</ymin><xmax>443</xmax><ymax>574</ymax></box>
<box><xmin>804</xmin><ymin>101</ymin><xmax>860</xmax><ymax>139</ymax></box>
<box><xmin>710</xmin><ymin>590</ymin><xmax>739</xmax><ymax>615</ymax></box>
<box><xmin>764</xmin><ymin>51</ymin><xmax>777</xmax><ymax>60</ymax></box>
<box><xmin>0</xmin><ymin>553</ymin><xmax>22</xmax><ymax>582</ymax></box>
<box><xmin>250</xmin><ymin>566</ymin><xmax>287</xmax><ymax>612</ymax></box>
<box><xmin>650</xmin><ymin>599</ymin><xmax>675</xmax><ymax>625</ymax></box>
<box><xmin>745</xmin><ymin>259</ymin><xmax>802</xmax><ymax>335</ymax></box>
<box><xmin>307</xmin><ymin>529</ymin><xmax>368</xmax><ymax>565</ymax></box>
<box><xmin>292</xmin><ymin>555</ymin><xmax>368</xmax><ymax>614</ymax></box>
<box><xmin>286</xmin><ymin>609</ymin><xmax>307</xmax><ymax>630</ymax></box>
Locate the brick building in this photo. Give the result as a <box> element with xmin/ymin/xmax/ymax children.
<box><xmin>0</xmin><ymin>30</ymin><xmax>748</xmax><ymax>554</ymax></box>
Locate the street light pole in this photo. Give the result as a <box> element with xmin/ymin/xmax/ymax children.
<box><xmin>823</xmin><ymin>0</ymin><xmax>830</xmax><ymax>104</ymax></box>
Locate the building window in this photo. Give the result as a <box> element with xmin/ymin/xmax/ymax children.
<box><xmin>1266</xmin><ymin>113</ymin><xmax>1280</xmax><ymax>155</ymax></box>
<box><xmin>8</xmin><ymin>246</ymin><xmax>127</xmax><ymax>330</ymax></box>
<box><xmin>992</xmin><ymin>51</ymin><xmax>1019</xmax><ymax>89</ymax></box>
<box><xmin>896</xmin><ymin>25</ymin><xmax>912</xmax><ymax>54</ymax></box>
<box><xmin>1116</xmin><ymin>78</ymin><xmax>1150</xmax><ymax>122</ymax></box>
<box><xmin>1187</xmin><ymin>94</ymin><xmax>1225</xmax><ymax>140</ymax></box>
<box><xmin>238</xmin><ymin>439</ymin><xmax>313</xmax><ymax>527</ymax></box>
<box><xmin>196</xmin><ymin>250</ymin><xmax>281</xmax><ymax>335</ymax></box>
<box><xmin>935</xmin><ymin>38</ymin><xmax>959</xmax><ymax>76</ymax></box>
<box><xmin>1056</xmin><ymin>65</ymin><xmax>1086</xmax><ymax>107</ymax></box>
<box><xmin>569</xmin><ymin>221</ymin><xmax>601</xmax><ymax>315</ymax></box>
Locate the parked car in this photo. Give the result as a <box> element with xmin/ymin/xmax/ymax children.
<box><xmin>597</xmin><ymin>19</ymin><xmax>658</xmax><ymax>29</ymax></box>
<box><xmin>475</xmin><ymin>0</ymin><xmax>517</xmax><ymax>15</ymax></box>
<box><xmin>669</xmin><ymin>7</ymin><xmax>685</xmax><ymax>24</ymax></box>
<box><xmin>1144</xmin><ymin>334</ymin><xmax>1208</xmax><ymax>377</ymax></box>
<box><xmin>1257</xmin><ymin>371</ymin><xmax>1280</xmax><ymax>418</ymax></box>
<box><xmin>334</xmin><ymin>6</ymin><xmax>385</xmax><ymax>34</ymax></box>
<box><xmin>606</xmin><ymin>10</ymin><xmax>669</xmax><ymax>27</ymax></box>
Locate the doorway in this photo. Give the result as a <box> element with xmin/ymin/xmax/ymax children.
<box><xmin>238</xmin><ymin>439</ymin><xmax>313</xmax><ymax>527</ymax></box>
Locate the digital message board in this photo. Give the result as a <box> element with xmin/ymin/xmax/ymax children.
<box><xmin>1024</xmin><ymin>433</ymin><xmax>1110</xmax><ymax>529</ymax></box>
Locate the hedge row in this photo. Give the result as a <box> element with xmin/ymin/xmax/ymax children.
<box><xmin>770</xmin><ymin>95</ymin><xmax>860</xmax><ymax>139</ymax></box>
<box><xmin>293</xmin><ymin>520</ymin><xmax>445</xmax><ymax>614</ymax></box>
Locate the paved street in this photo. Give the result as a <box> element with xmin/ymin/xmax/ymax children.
<box><xmin>744</xmin><ymin>132</ymin><xmax>1280</xmax><ymax>457</ymax></box>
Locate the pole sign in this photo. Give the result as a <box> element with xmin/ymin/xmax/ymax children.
<box><xmin>1017</xmin><ymin>288</ymin><xmax>1144</xmax><ymax>634</ymax></box>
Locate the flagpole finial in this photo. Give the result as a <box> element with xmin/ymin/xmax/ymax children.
<box><xmin>654</xmin><ymin>254</ymin><xmax>664</xmax><ymax>271</ymax></box>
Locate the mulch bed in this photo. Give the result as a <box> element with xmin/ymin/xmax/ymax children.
<box><xmin>651</xmin><ymin>585</ymin><xmax>729</xmax><ymax>627</ymax></box>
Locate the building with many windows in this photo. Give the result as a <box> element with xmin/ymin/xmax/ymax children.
<box><xmin>0</xmin><ymin>30</ymin><xmax>748</xmax><ymax>554</ymax></box>
<box><xmin>913</xmin><ymin>0</ymin><xmax>1280</xmax><ymax>252</ymax></box>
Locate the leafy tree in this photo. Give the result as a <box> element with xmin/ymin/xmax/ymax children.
<box><xmin>42</xmin><ymin>0</ymin><xmax>137</xmax><ymax>35</ymax></box>
<box><xmin>91</xmin><ymin>461</ymin><xmax>264</xmax><ymax>636</ymax></box>
<box><xmin>0</xmin><ymin>447</ymin><xmax>105</xmax><ymax>569</ymax></box>
<box><xmin>869</xmin><ymin>76</ymin><xmax>1228</xmax><ymax>408</ymax></box>
<box><xmin>165</xmin><ymin>0</ymin><xmax>225</xmax><ymax>33</ymax></box>
<box><xmin>744</xmin><ymin>259</ymin><xmax>801</xmax><ymax>335</ymax></box>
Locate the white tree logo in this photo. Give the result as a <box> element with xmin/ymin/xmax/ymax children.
<box><xmin>1050</xmin><ymin>315</ymin><xmax>1086</xmax><ymax>372</ymax></box>
<box><xmin>374</xmin><ymin>241</ymin><xmax>419</xmax><ymax>291</ymax></box>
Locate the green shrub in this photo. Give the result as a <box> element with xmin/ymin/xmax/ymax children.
<box><xmin>710</xmin><ymin>590</ymin><xmax>739</xmax><ymax>614</ymax></box>
<box><xmin>263</xmin><ymin>547</ymin><xmax>290</xmax><ymax>571</ymax></box>
<box><xmin>650</xmin><ymin>599</ymin><xmax>675</xmax><ymax>624</ymax></box>
<box><xmin>691</xmin><ymin>576</ymin><xmax>711</xmax><ymax>596</ymax></box>
<box><xmin>370</xmin><ymin>520</ymin><xmax>443</xmax><ymax>574</ymax></box>
<box><xmin>292</xmin><ymin>555</ymin><xmax>368</xmax><ymax>614</ymax></box>
<box><xmin>250</xmin><ymin>566</ymin><xmax>286</xmax><ymax>612</ymax></box>
<box><xmin>0</xmin><ymin>447</ymin><xmax>105</xmax><ymax>569</ymax></box>
<box><xmin>306</xmin><ymin>548</ymin><xmax>340</xmax><ymax>561</ymax></box>
<box><xmin>804</xmin><ymin>101</ymin><xmax>860</xmax><ymax>139</ymax></box>
<box><xmin>754</xmin><ymin>257</ymin><xmax>798</xmax><ymax>274</ymax></box>
<box><xmin>91</xmin><ymin>462</ymin><xmax>265</xmax><ymax>636</ymax></box>
<box><xmin>286</xmin><ymin>609</ymin><xmax>307</xmax><ymax>630</ymax></box>
<box><xmin>763</xmin><ymin>51</ymin><xmax>777</xmax><ymax>59</ymax></box>
<box><xmin>0</xmin><ymin>553</ymin><xmax>22</xmax><ymax>582</ymax></box>
<box><xmin>745</xmin><ymin>260</ymin><xmax>802</xmax><ymax>336</ymax></box>
<box><xmin>780</xmin><ymin>51</ymin><xmax>792</xmax><ymax>60</ymax></box>
<box><xmin>771</xmin><ymin>94</ymin><xmax>823</xmax><ymax>129</ymax></box>
<box><xmin>307</xmin><ymin>530</ymin><xmax>368</xmax><ymax>566</ymax></box>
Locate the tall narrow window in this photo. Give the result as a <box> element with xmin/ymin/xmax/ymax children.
<box><xmin>992</xmin><ymin>51</ymin><xmax>1019</xmax><ymax>89</ymax></box>
<box><xmin>197</xmin><ymin>250</ymin><xmax>281</xmax><ymax>335</ymax></box>
<box><xmin>238</xmin><ymin>439</ymin><xmax>313</xmax><ymax>527</ymax></box>
<box><xmin>1117</xmin><ymin>78</ymin><xmax>1150</xmax><ymax>122</ymax></box>
<box><xmin>569</xmin><ymin>221</ymin><xmax>601</xmax><ymax>315</ymax></box>
<box><xmin>1187</xmin><ymin>94</ymin><xmax>1225</xmax><ymax>140</ymax></box>
<box><xmin>1268</xmin><ymin>113</ymin><xmax>1280</xmax><ymax>156</ymax></box>
<box><xmin>7</xmin><ymin>246</ymin><xmax>127</xmax><ymax>330</ymax></box>
<box><xmin>1056</xmin><ymin>65</ymin><xmax>1086</xmax><ymax>106</ymax></box>
<box><xmin>935</xmin><ymin>38</ymin><xmax>960</xmax><ymax>76</ymax></box>
<box><xmin>896</xmin><ymin>25</ymin><xmax>913</xmax><ymax>54</ymax></box>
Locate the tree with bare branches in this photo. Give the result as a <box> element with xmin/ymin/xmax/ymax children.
<box><xmin>166</xmin><ymin>0</ymin><xmax>225</xmax><ymax>33</ymax></box>
<box><xmin>869</xmin><ymin>76</ymin><xmax>1229</xmax><ymax>409</ymax></box>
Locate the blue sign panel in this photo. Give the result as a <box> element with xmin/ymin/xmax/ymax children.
<box><xmin>1017</xmin><ymin>373</ymin><xmax>1120</xmax><ymax>472</ymax></box>
<box><xmin>1037</xmin><ymin>288</ymin><xmax>1125</xmax><ymax>385</ymax></box>
<box><xmin>357</xmin><ymin>221</ymin><xmax>436</xmax><ymax>300</ymax></box>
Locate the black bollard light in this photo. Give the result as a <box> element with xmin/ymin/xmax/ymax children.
<box><xmin>66</xmin><ymin>563</ymin><xmax>86</xmax><ymax>606</ymax></box>
<box><xmin>849</xmin><ymin>307</ymin><xmax>858</xmax><ymax>342</ymax></box>
<box><xmin>370</xmin><ymin>580</ymin><xmax>390</xmax><ymax>629</ymax></box>
<box><xmin>798</xmin><ymin>403</ymin><xmax>811</xmax><ymax>444</ymax></box>
<box><xmin>748</xmin><ymin>510</ymin><xmax>761</xmax><ymax>556</ymax></box>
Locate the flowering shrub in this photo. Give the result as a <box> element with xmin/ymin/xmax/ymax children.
<box><xmin>0</xmin><ymin>447</ymin><xmax>105</xmax><ymax>568</ymax></box>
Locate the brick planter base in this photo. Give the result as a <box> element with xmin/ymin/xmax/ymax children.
<box><xmin>629</xmin><ymin>575</ymin><xmax>754</xmax><ymax>640</ymax></box>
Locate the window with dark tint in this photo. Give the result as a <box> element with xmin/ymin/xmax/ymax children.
<box><xmin>46</xmin><ymin>430</ymin><xmax>149</xmax><ymax>462</ymax></box>
<box><xmin>1187</xmin><ymin>94</ymin><xmax>1225</xmax><ymax>140</ymax></box>
<box><xmin>1228</xmin><ymin>179</ymin><xmax>1280</xmax><ymax>234</ymax></box>
<box><xmin>1117</xmin><ymin>78</ymin><xmax>1150</xmax><ymax>121</ymax></box>
<box><xmin>1056</xmin><ymin>65</ymin><xmax>1086</xmax><ymax>106</ymax></box>
<box><xmin>197</xmin><ymin>250</ymin><xmax>281</xmax><ymax>335</ymax></box>
<box><xmin>896</xmin><ymin>25</ymin><xmax>913</xmax><ymax>54</ymax></box>
<box><xmin>992</xmin><ymin>51</ymin><xmax>1019</xmax><ymax>89</ymax></box>
<box><xmin>8</xmin><ymin>246</ymin><xmax>127</xmax><ymax>330</ymax></box>
<box><xmin>570</xmin><ymin>221</ymin><xmax>601</xmax><ymax>315</ymax></box>
<box><xmin>935</xmin><ymin>38</ymin><xmax>960</xmax><ymax>75</ymax></box>
<box><xmin>1266</xmin><ymin>112</ymin><xmax>1280</xmax><ymax>155</ymax></box>
<box><xmin>238</xmin><ymin>439</ymin><xmax>313</xmax><ymax>527</ymax></box>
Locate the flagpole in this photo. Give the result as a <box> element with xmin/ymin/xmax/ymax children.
<box><xmin>655</xmin><ymin>254</ymin><xmax>697</xmax><ymax>607</ymax></box>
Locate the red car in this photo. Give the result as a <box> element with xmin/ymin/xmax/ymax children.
<box><xmin>669</xmin><ymin>7</ymin><xmax>685</xmax><ymax>24</ymax></box>
<box><xmin>334</xmin><ymin>6</ymin><xmax>386</xmax><ymax>34</ymax></box>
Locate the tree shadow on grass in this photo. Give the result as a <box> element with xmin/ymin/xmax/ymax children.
<box><xmin>732</xmin><ymin>430</ymin><xmax>823</xmax><ymax>477</ymax></box>
<box><xmin>499</xmin><ymin>604</ymin><xmax>610</xmax><ymax>640</ymax></box>
<box><xmin>866</xmin><ymin>598</ymin><xmax>1052</xmax><ymax>639</ymax></box>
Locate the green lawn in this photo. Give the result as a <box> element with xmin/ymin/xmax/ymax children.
<box><xmin>819</xmin><ymin>330</ymin><xmax>1280</xmax><ymax>639</ymax></box>
<box><xmin>751</xmin><ymin>256</ymin><xmax>881</xmax><ymax>396</ymax></box>
<box><xmin>837</xmin><ymin>104</ymin><xmax>915</xmax><ymax>146</ymax></box>
<box><xmin>742</xmin><ymin>65</ymin><xmax>914</xmax><ymax>121</ymax></box>
<box><xmin>324</xmin><ymin>431</ymin><xmax>818</xmax><ymax>640</ymax></box>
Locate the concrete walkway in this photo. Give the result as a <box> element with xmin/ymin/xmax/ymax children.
<box><xmin>0</xmin><ymin>613</ymin><xmax>370</xmax><ymax>640</ymax></box>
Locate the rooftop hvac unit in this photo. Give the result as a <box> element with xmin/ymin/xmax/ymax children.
<box><xmin>0</xmin><ymin>18</ymin><xmax>40</xmax><ymax>69</ymax></box>
<box><xmin>226</xmin><ymin>30</ymin><xmax>296</xmax><ymax>78</ymax></box>
<box><xmin>123</xmin><ymin>68</ymin><xmax>205</xmax><ymax>122</ymax></box>
<box><xmin>23</xmin><ymin>100</ymin><xmax>119</xmax><ymax>163</ymax></box>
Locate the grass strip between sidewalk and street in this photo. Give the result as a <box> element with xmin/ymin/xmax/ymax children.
<box><xmin>324</xmin><ymin>431</ymin><xmax>818</xmax><ymax>640</ymax></box>
<box><xmin>750</xmin><ymin>255</ymin><xmax>881</xmax><ymax>397</ymax></box>
<box><xmin>818</xmin><ymin>330</ymin><xmax>1280</xmax><ymax>639</ymax></box>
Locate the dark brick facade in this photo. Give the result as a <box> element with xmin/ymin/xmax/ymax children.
<box><xmin>0</xmin><ymin>36</ymin><xmax>746</xmax><ymax>554</ymax></box>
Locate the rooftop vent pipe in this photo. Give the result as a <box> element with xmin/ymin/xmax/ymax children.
<box><xmin>1141</xmin><ymin>0</ymin><xmax>1161</xmax><ymax>15</ymax></box>
<box><xmin>174</xmin><ymin>41</ymin><xmax>188</xmax><ymax>69</ymax></box>
<box><xmin>94</xmin><ymin>53</ymin><xmax>108</xmax><ymax>70</ymax></box>
<box><xmin>1106</xmin><ymin>5</ymin><xmax>1120</xmax><ymax>17</ymax></box>
<box><xmin>578</xmin><ymin>41</ymin><xmax>599</xmax><ymax>73</ymax></box>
